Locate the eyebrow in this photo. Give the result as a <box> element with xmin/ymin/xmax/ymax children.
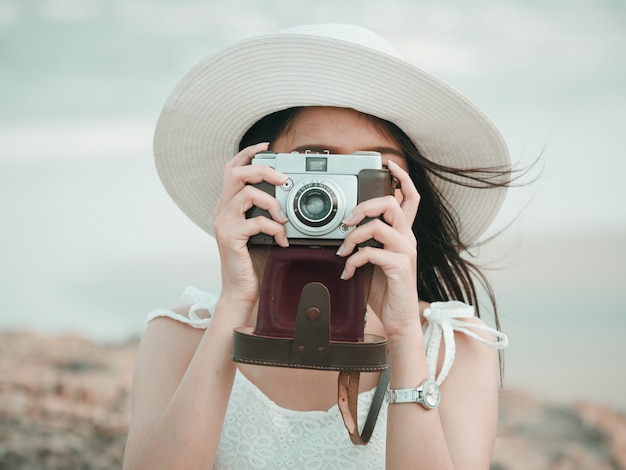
<box><xmin>290</xmin><ymin>145</ymin><xmax>404</xmax><ymax>157</ymax></box>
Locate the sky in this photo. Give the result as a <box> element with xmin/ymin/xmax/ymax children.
<box><xmin>1</xmin><ymin>0</ymin><xmax>625</xmax><ymax>409</ymax></box>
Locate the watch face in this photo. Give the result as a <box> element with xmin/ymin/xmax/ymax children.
<box><xmin>422</xmin><ymin>380</ymin><xmax>441</xmax><ymax>409</ymax></box>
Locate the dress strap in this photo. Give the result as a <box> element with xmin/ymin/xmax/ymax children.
<box><xmin>422</xmin><ymin>301</ymin><xmax>508</xmax><ymax>385</ymax></box>
<box><xmin>145</xmin><ymin>287</ymin><xmax>217</xmax><ymax>329</ymax></box>
<box><xmin>183</xmin><ymin>286</ymin><xmax>217</xmax><ymax>322</ymax></box>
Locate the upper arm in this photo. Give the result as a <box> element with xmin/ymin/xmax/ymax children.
<box><xmin>437</xmin><ymin>317</ymin><xmax>501</xmax><ymax>469</ymax></box>
<box><xmin>124</xmin><ymin>310</ymin><xmax>205</xmax><ymax>466</ymax></box>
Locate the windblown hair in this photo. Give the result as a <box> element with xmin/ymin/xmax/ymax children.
<box><xmin>239</xmin><ymin>106</ymin><xmax>514</xmax><ymax>337</ymax></box>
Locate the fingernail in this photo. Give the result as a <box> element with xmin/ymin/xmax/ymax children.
<box><xmin>340</xmin><ymin>269</ymin><xmax>347</xmax><ymax>280</ymax></box>
<box><xmin>342</xmin><ymin>212</ymin><xmax>354</xmax><ymax>224</ymax></box>
<box><xmin>336</xmin><ymin>243</ymin><xmax>345</xmax><ymax>256</ymax></box>
<box><xmin>279</xmin><ymin>210</ymin><xmax>288</xmax><ymax>223</ymax></box>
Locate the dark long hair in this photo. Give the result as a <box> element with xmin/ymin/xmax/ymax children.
<box><xmin>240</xmin><ymin>106</ymin><xmax>513</xmax><ymax>342</ymax></box>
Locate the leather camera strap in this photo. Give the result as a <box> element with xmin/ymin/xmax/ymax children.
<box><xmin>337</xmin><ymin>262</ymin><xmax>390</xmax><ymax>445</ymax></box>
<box><xmin>338</xmin><ymin>357</ymin><xmax>390</xmax><ymax>445</ymax></box>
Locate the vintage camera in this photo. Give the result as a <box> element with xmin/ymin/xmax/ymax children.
<box><xmin>246</xmin><ymin>151</ymin><xmax>394</xmax><ymax>246</ymax></box>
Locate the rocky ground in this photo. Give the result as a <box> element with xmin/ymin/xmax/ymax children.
<box><xmin>0</xmin><ymin>331</ymin><xmax>624</xmax><ymax>469</ymax></box>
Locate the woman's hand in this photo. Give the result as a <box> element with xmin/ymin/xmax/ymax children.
<box><xmin>212</xmin><ymin>143</ymin><xmax>289</xmax><ymax>317</ymax></box>
<box><xmin>336</xmin><ymin>161</ymin><xmax>421</xmax><ymax>338</ymax></box>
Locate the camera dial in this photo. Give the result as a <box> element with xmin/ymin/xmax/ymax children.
<box><xmin>280</xmin><ymin>178</ymin><xmax>294</xmax><ymax>191</ymax></box>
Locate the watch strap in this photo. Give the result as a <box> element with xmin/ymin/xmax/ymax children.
<box><xmin>386</xmin><ymin>379</ymin><xmax>440</xmax><ymax>409</ymax></box>
<box><xmin>386</xmin><ymin>387</ymin><xmax>422</xmax><ymax>404</ymax></box>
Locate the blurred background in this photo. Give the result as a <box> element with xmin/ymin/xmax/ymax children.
<box><xmin>1</xmin><ymin>0</ymin><xmax>625</xmax><ymax>415</ymax></box>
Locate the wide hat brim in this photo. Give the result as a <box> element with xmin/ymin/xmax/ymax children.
<box><xmin>154</xmin><ymin>25</ymin><xmax>510</xmax><ymax>245</ymax></box>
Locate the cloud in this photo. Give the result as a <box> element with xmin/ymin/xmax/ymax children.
<box><xmin>0</xmin><ymin>119</ymin><xmax>153</xmax><ymax>161</ymax></box>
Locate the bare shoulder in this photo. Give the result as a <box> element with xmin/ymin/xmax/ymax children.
<box><xmin>132</xmin><ymin>304</ymin><xmax>205</xmax><ymax>397</ymax></box>
<box><xmin>437</xmin><ymin>315</ymin><xmax>501</xmax><ymax>466</ymax></box>
<box><xmin>125</xmin><ymin>306</ymin><xmax>206</xmax><ymax>451</ymax></box>
<box><xmin>442</xmin><ymin>315</ymin><xmax>500</xmax><ymax>387</ymax></box>
<box><xmin>139</xmin><ymin>305</ymin><xmax>206</xmax><ymax>361</ymax></box>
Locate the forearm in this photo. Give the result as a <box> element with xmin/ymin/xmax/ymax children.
<box><xmin>126</xmin><ymin>302</ymin><xmax>245</xmax><ymax>469</ymax></box>
<box><xmin>385</xmin><ymin>327</ymin><xmax>454</xmax><ymax>470</ymax></box>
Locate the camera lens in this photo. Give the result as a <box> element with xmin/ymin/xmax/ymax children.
<box><xmin>301</xmin><ymin>192</ymin><xmax>329</xmax><ymax>220</ymax></box>
<box><xmin>293</xmin><ymin>182</ymin><xmax>337</xmax><ymax>228</ymax></box>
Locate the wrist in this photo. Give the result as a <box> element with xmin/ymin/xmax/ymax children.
<box><xmin>213</xmin><ymin>296</ymin><xmax>257</xmax><ymax>330</ymax></box>
<box><xmin>386</xmin><ymin>324</ymin><xmax>429</xmax><ymax>389</ymax></box>
<box><xmin>386</xmin><ymin>321</ymin><xmax>423</xmax><ymax>353</ymax></box>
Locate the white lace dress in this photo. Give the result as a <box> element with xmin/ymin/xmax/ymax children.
<box><xmin>147</xmin><ymin>287</ymin><xmax>508</xmax><ymax>469</ymax></box>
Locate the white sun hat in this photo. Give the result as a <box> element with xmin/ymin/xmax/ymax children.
<box><xmin>154</xmin><ymin>24</ymin><xmax>510</xmax><ymax>245</ymax></box>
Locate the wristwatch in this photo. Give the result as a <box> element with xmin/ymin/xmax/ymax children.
<box><xmin>386</xmin><ymin>379</ymin><xmax>441</xmax><ymax>409</ymax></box>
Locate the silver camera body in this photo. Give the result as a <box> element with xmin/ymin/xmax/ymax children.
<box><xmin>248</xmin><ymin>151</ymin><xmax>386</xmax><ymax>244</ymax></box>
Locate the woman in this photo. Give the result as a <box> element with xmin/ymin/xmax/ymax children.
<box><xmin>124</xmin><ymin>24</ymin><xmax>511</xmax><ymax>469</ymax></box>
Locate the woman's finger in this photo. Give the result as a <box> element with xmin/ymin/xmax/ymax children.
<box><xmin>342</xmin><ymin>195</ymin><xmax>414</xmax><ymax>239</ymax></box>
<box><xmin>215</xmin><ymin>185</ymin><xmax>289</xmax><ymax>246</ymax></box>
<box><xmin>215</xmin><ymin>143</ymin><xmax>287</xmax><ymax>215</ymax></box>
<box><xmin>336</xmin><ymin>217</ymin><xmax>415</xmax><ymax>258</ymax></box>
<box><xmin>225</xmin><ymin>142</ymin><xmax>270</xmax><ymax>169</ymax></box>
<box><xmin>340</xmin><ymin>245</ymin><xmax>415</xmax><ymax>281</ymax></box>
<box><xmin>387</xmin><ymin>160</ymin><xmax>420</xmax><ymax>225</ymax></box>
